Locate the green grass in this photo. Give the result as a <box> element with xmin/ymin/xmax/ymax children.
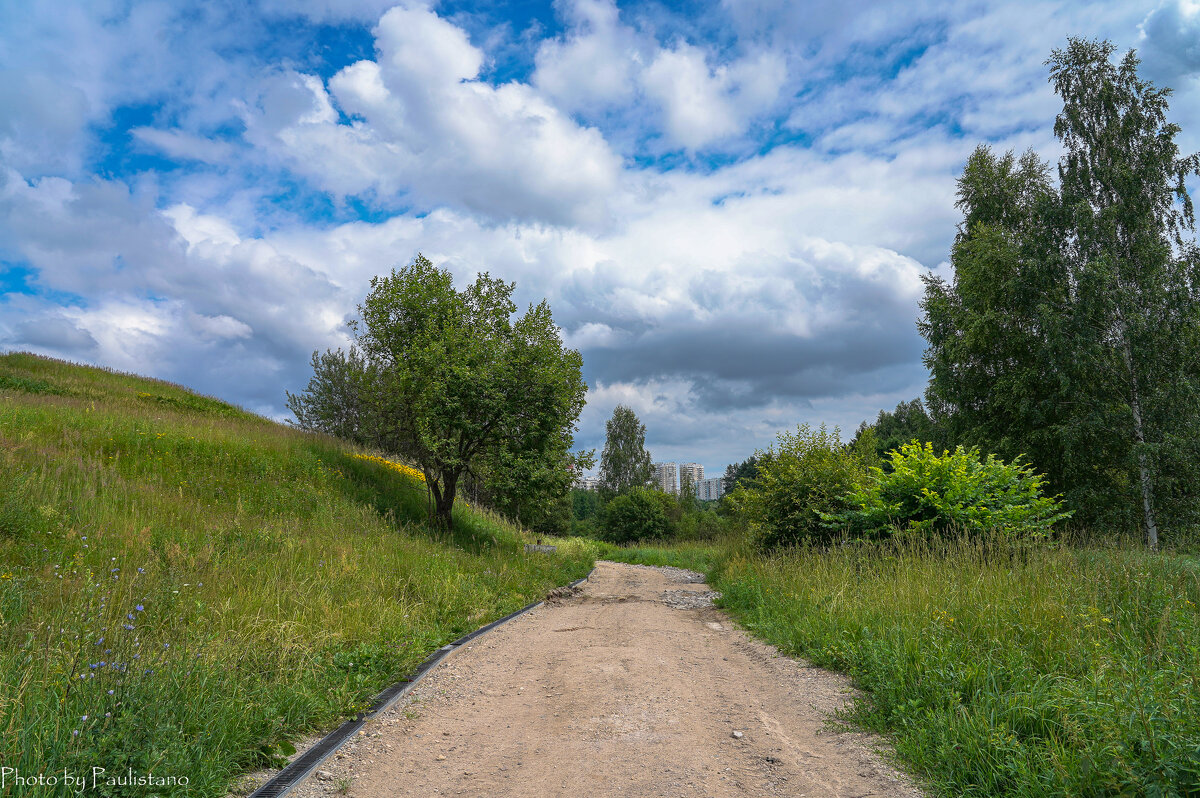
<box><xmin>0</xmin><ymin>353</ymin><xmax>593</xmax><ymax>796</ymax></box>
<box><xmin>615</xmin><ymin>533</ymin><xmax>1200</xmax><ymax>796</ymax></box>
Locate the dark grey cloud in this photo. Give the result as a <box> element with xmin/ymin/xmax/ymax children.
<box><xmin>581</xmin><ymin>321</ymin><xmax>922</xmax><ymax>408</ymax></box>
<box><xmin>12</xmin><ymin>316</ymin><xmax>98</xmax><ymax>353</ymax></box>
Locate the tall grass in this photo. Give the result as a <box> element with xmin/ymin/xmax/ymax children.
<box><xmin>710</xmin><ymin>536</ymin><xmax>1200</xmax><ymax>796</ymax></box>
<box><xmin>0</xmin><ymin>353</ymin><xmax>592</xmax><ymax>796</ymax></box>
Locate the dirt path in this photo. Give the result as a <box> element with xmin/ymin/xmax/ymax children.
<box><xmin>289</xmin><ymin>561</ymin><xmax>922</xmax><ymax>798</ymax></box>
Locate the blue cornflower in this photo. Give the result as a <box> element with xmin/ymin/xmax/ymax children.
<box><xmin>135</xmin><ymin>604</ymin><xmax>144</xmax><ymax>611</ymax></box>
<box><xmin>123</xmin><ymin>624</ymin><xmax>134</xmax><ymax>630</ymax></box>
<box><xmin>127</xmin><ymin>613</ymin><xmax>134</xmax><ymax>620</ymax></box>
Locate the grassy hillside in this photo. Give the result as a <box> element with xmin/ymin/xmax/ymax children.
<box><xmin>0</xmin><ymin>352</ymin><xmax>592</xmax><ymax>796</ymax></box>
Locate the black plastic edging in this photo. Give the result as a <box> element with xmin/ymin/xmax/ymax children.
<box><xmin>248</xmin><ymin>573</ymin><xmax>590</xmax><ymax>798</ymax></box>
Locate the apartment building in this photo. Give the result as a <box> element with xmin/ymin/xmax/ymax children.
<box><xmin>697</xmin><ymin>476</ymin><xmax>725</xmax><ymax>502</ymax></box>
<box><xmin>678</xmin><ymin>462</ymin><xmax>704</xmax><ymax>495</ymax></box>
<box><xmin>652</xmin><ymin>461</ymin><xmax>679</xmax><ymax>494</ymax></box>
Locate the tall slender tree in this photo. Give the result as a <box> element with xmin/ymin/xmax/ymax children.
<box><xmin>1048</xmin><ymin>38</ymin><xmax>1200</xmax><ymax>547</ymax></box>
<box><xmin>922</xmin><ymin>38</ymin><xmax>1200</xmax><ymax>546</ymax></box>
<box><xmin>598</xmin><ymin>405</ymin><xmax>653</xmax><ymax>494</ymax></box>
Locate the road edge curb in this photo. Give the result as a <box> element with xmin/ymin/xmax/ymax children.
<box><xmin>247</xmin><ymin>571</ymin><xmax>592</xmax><ymax>798</ymax></box>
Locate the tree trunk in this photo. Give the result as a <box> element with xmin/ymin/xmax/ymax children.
<box><xmin>1121</xmin><ymin>333</ymin><xmax>1160</xmax><ymax>549</ymax></box>
<box><xmin>430</xmin><ymin>471</ymin><xmax>459</xmax><ymax>532</ymax></box>
<box><xmin>1128</xmin><ymin>375</ymin><xmax>1160</xmax><ymax>549</ymax></box>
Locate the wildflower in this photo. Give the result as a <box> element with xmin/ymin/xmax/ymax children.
<box><xmin>81</xmin><ymin>715</ymin><xmax>88</xmax><ymax>721</ymax></box>
<box><xmin>135</xmin><ymin>604</ymin><xmax>144</xmax><ymax>611</ymax></box>
<box><xmin>73</xmin><ymin>730</ymin><xmax>79</xmax><ymax>737</ymax></box>
<box><xmin>105</xmin><ymin>713</ymin><xmax>111</xmax><ymax>718</ymax></box>
<box><xmin>123</xmin><ymin>624</ymin><xmax>134</xmax><ymax>630</ymax></box>
<box><xmin>163</xmin><ymin>643</ymin><xmax>170</xmax><ymax>649</ymax></box>
<box><xmin>107</xmin><ymin>690</ymin><xmax>114</xmax><ymax>695</ymax></box>
<box><xmin>137</xmin><ymin>568</ymin><xmax>145</xmax><ymax>574</ymax></box>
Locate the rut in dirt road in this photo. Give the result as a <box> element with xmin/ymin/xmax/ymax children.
<box><xmin>288</xmin><ymin>561</ymin><xmax>923</xmax><ymax>798</ymax></box>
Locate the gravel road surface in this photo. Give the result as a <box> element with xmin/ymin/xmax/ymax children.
<box><xmin>284</xmin><ymin>560</ymin><xmax>922</xmax><ymax>797</ymax></box>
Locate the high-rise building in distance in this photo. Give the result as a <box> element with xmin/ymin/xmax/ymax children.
<box><xmin>697</xmin><ymin>476</ymin><xmax>725</xmax><ymax>502</ymax></box>
<box><xmin>652</xmin><ymin>462</ymin><xmax>678</xmax><ymax>494</ymax></box>
<box><xmin>678</xmin><ymin>463</ymin><xmax>704</xmax><ymax>496</ymax></box>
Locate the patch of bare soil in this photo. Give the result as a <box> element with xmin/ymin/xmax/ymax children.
<box><xmin>286</xmin><ymin>561</ymin><xmax>923</xmax><ymax>797</ymax></box>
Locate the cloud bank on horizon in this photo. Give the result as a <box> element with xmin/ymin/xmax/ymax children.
<box><xmin>1</xmin><ymin>0</ymin><xmax>1197</xmax><ymax>473</ymax></box>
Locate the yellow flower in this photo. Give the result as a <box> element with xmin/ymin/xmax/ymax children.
<box><xmin>352</xmin><ymin>454</ymin><xmax>427</xmax><ymax>482</ymax></box>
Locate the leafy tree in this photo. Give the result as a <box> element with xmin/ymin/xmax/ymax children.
<box><xmin>722</xmin><ymin>456</ymin><xmax>760</xmax><ymax>494</ymax></box>
<box><xmin>922</xmin><ymin>39</ymin><xmax>1200</xmax><ymax>546</ymax></box>
<box><xmin>852</xmin><ymin>398</ymin><xmax>946</xmax><ymax>463</ymax></box>
<box><xmin>286</xmin><ymin>347</ymin><xmax>370</xmax><ymax>444</ymax></box>
<box><xmin>828</xmin><ymin>442</ymin><xmax>1072</xmax><ymax>540</ymax></box>
<box><xmin>599</xmin><ymin>487</ymin><xmax>673</xmax><ymax>543</ymax></box>
<box><xmin>571</xmin><ymin>487</ymin><xmax>602</xmax><ymax>522</ymax></box>
<box><xmin>470</xmin><ymin>448</ymin><xmax>594</xmax><ymax>534</ymax></box>
<box><xmin>292</xmin><ymin>254</ymin><xmax>587</xmax><ymax>532</ymax></box>
<box><xmin>1048</xmin><ymin>38</ymin><xmax>1200</xmax><ymax>547</ymax></box>
<box><xmin>598</xmin><ymin>405</ymin><xmax>653</xmax><ymax>494</ymax></box>
<box><xmin>728</xmin><ymin>424</ymin><xmax>873</xmax><ymax>550</ymax></box>
<box><xmin>921</xmin><ymin>146</ymin><xmax>1068</xmax><ymax>482</ymax></box>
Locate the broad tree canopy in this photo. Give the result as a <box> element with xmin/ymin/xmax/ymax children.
<box><xmin>292</xmin><ymin>254</ymin><xmax>587</xmax><ymax>532</ymax></box>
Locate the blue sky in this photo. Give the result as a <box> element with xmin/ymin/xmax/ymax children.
<box><xmin>2</xmin><ymin>0</ymin><xmax>1198</xmax><ymax>476</ymax></box>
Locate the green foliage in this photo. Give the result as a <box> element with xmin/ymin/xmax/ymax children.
<box><xmin>830</xmin><ymin>441</ymin><xmax>1072</xmax><ymax>539</ymax></box>
<box><xmin>285</xmin><ymin>347</ymin><xmax>370</xmax><ymax>444</ymax></box>
<box><xmin>922</xmin><ymin>39</ymin><xmax>1200</xmax><ymax>545</ymax></box>
<box><xmin>290</xmin><ymin>254</ymin><xmax>588</xmax><ymax>532</ymax></box>
<box><xmin>721</xmin><ymin>456</ymin><xmax>760</xmax><ymax>494</ymax></box>
<box><xmin>712</xmin><ymin>537</ymin><xmax>1200</xmax><ymax>796</ymax></box>
<box><xmin>728</xmin><ymin>424</ymin><xmax>873</xmax><ymax>550</ymax></box>
<box><xmin>598</xmin><ymin>405</ymin><xmax>653</xmax><ymax>494</ymax></box>
<box><xmin>0</xmin><ymin>353</ymin><xmax>592</xmax><ymax>797</ymax></box>
<box><xmin>599</xmin><ymin>487</ymin><xmax>674</xmax><ymax>544</ymax></box>
<box><xmin>0</xmin><ymin>373</ymin><xmax>69</xmax><ymax>396</ymax></box>
<box><xmin>852</xmin><ymin>398</ymin><xmax>946</xmax><ymax>464</ymax></box>
<box><xmin>571</xmin><ymin>487</ymin><xmax>602</xmax><ymax>522</ymax></box>
<box><xmin>674</xmin><ymin>504</ymin><xmax>731</xmax><ymax>541</ymax></box>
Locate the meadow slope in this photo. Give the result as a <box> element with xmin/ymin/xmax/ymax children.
<box><xmin>0</xmin><ymin>353</ymin><xmax>593</xmax><ymax>796</ymax></box>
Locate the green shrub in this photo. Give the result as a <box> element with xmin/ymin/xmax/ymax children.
<box><xmin>599</xmin><ymin>487</ymin><xmax>673</xmax><ymax>543</ymax></box>
<box><xmin>728</xmin><ymin>424</ymin><xmax>874</xmax><ymax>550</ymax></box>
<box><xmin>830</xmin><ymin>441</ymin><xmax>1071</xmax><ymax>538</ymax></box>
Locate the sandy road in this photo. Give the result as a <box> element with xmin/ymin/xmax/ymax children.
<box><xmin>289</xmin><ymin>561</ymin><xmax>922</xmax><ymax>798</ymax></box>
